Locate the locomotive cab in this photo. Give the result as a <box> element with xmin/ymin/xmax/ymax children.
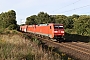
<box><xmin>54</xmin><ymin>24</ymin><xmax>64</xmax><ymax>39</ymax></box>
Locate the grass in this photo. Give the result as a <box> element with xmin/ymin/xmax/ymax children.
<box><xmin>0</xmin><ymin>33</ymin><xmax>62</xmax><ymax>60</ymax></box>
<box><xmin>0</xmin><ymin>34</ymin><xmax>33</xmax><ymax>60</ymax></box>
<box><xmin>0</xmin><ymin>30</ymin><xmax>76</xmax><ymax>60</ymax></box>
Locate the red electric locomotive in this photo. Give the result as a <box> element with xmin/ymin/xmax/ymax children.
<box><xmin>20</xmin><ymin>23</ymin><xmax>65</xmax><ymax>41</ymax></box>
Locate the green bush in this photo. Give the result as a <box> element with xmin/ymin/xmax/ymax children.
<box><xmin>0</xmin><ymin>28</ymin><xmax>5</xmax><ymax>34</ymax></box>
<box><xmin>12</xmin><ymin>30</ymin><xmax>18</xmax><ymax>34</ymax></box>
<box><xmin>5</xmin><ymin>30</ymin><xmax>10</xmax><ymax>34</ymax></box>
<box><xmin>0</xmin><ymin>30</ymin><xmax>3</xmax><ymax>34</ymax></box>
<box><xmin>24</xmin><ymin>53</ymin><xmax>35</xmax><ymax>60</ymax></box>
<box><xmin>8</xmin><ymin>24</ymin><xmax>17</xmax><ymax>30</ymax></box>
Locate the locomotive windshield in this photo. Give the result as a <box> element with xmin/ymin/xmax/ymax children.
<box><xmin>54</xmin><ymin>25</ymin><xmax>63</xmax><ymax>29</ymax></box>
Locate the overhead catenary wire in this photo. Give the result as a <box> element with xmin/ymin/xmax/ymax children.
<box><xmin>79</xmin><ymin>12</ymin><xmax>90</xmax><ymax>15</ymax></box>
<box><xmin>59</xmin><ymin>4</ymin><xmax>90</xmax><ymax>14</ymax></box>
<box><xmin>52</xmin><ymin>0</ymin><xmax>81</xmax><ymax>12</ymax></box>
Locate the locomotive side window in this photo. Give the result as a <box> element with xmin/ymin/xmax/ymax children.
<box><xmin>50</xmin><ymin>26</ymin><xmax>51</xmax><ymax>29</ymax></box>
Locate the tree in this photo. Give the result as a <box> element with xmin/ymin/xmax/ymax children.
<box><xmin>74</xmin><ymin>15</ymin><xmax>90</xmax><ymax>35</ymax></box>
<box><xmin>37</xmin><ymin>12</ymin><xmax>52</xmax><ymax>24</ymax></box>
<box><xmin>53</xmin><ymin>15</ymin><xmax>73</xmax><ymax>29</ymax></box>
<box><xmin>0</xmin><ymin>10</ymin><xmax>17</xmax><ymax>30</ymax></box>
<box><xmin>26</xmin><ymin>15</ymin><xmax>37</xmax><ymax>25</ymax></box>
<box><xmin>25</xmin><ymin>12</ymin><xmax>55</xmax><ymax>25</ymax></box>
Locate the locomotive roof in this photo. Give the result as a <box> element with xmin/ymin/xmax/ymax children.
<box><xmin>38</xmin><ymin>23</ymin><xmax>63</xmax><ymax>26</ymax></box>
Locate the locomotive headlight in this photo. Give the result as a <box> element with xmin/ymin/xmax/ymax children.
<box><xmin>54</xmin><ymin>31</ymin><xmax>58</xmax><ymax>33</ymax></box>
<box><xmin>61</xmin><ymin>31</ymin><xmax>64</xmax><ymax>33</ymax></box>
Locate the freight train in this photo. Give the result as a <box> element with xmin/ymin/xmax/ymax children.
<box><xmin>20</xmin><ymin>23</ymin><xmax>65</xmax><ymax>41</ymax></box>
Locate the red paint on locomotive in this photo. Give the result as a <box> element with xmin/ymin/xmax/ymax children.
<box><xmin>20</xmin><ymin>23</ymin><xmax>64</xmax><ymax>38</ymax></box>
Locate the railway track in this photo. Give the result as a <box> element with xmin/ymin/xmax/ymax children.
<box><xmin>24</xmin><ymin>33</ymin><xmax>90</xmax><ymax>60</ymax></box>
<box><xmin>61</xmin><ymin>42</ymin><xmax>90</xmax><ymax>55</ymax></box>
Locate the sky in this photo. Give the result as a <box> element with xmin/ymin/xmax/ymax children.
<box><xmin>0</xmin><ymin>0</ymin><xmax>90</xmax><ymax>25</ymax></box>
